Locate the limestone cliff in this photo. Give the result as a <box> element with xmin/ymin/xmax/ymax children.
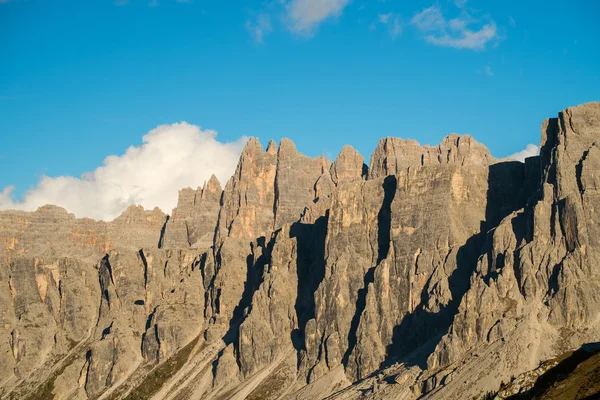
<box><xmin>0</xmin><ymin>102</ymin><xmax>599</xmax><ymax>400</ymax></box>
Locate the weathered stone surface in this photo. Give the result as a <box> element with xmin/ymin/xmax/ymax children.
<box><xmin>0</xmin><ymin>204</ymin><xmax>166</xmax><ymax>263</ymax></box>
<box><xmin>305</xmin><ymin>177</ymin><xmax>389</xmax><ymax>383</ymax></box>
<box><xmin>0</xmin><ymin>246</ymin><xmax>205</xmax><ymax>398</ymax></box>
<box><xmin>216</xmin><ymin>137</ymin><xmax>278</xmax><ymax>242</ymax></box>
<box><xmin>203</xmin><ymin>137</ymin><xmax>331</xmax><ymax>384</ymax></box>
<box><xmin>330</xmin><ymin>145</ymin><xmax>366</xmax><ymax>184</ymax></box>
<box><xmin>107</xmin><ymin>205</ymin><xmax>167</xmax><ymax>251</ymax></box>
<box><xmin>161</xmin><ymin>175</ymin><xmax>222</xmax><ymax>249</ymax></box>
<box><xmin>416</xmin><ymin>102</ymin><xmax>600</xmax><ymax>399</ymax></box>
<box><xmin>273</xmin><ymin>138</ymin><xmax>329</xmax><ymax>230</ymax></box>
<box><xmin>368</xmin><ymin>134</ymin><xmax>494</xmax><ymax>179</ymax></box>
<box><xmin>238</xmin><ymin>226</ymin><xmax>297</xmax><ymax>378</ymax></box>
<box><xmin>306</xmin><ymin>156</ymin><xmax>532</xmax><ymax>384</ymax></box>
<box><xmin>320</xmin><ymin>103</ymin><xmax>600</xmax><ymax>400</ymax></box>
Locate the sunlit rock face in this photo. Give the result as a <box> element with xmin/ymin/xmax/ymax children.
<box><xmin>1</xmin><ymin>102</ymin><xmax>600</xmax><ymax>400</ymax></box>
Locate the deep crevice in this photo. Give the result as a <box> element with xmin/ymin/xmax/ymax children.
<box><xmin>342</xmin><ymin>176</ymin><xmax>397</xmax><ymax>371</ymax></box>
<box><xmin>157</xmin><ymin>215</ymin><xmax>170</xmax><ymax>248</ymax></box>
<box><xmin>575</xmin><ymin>142</ymin><xmax>596</xmax><ymax>201</ymax></box>
<box><xmin>141</xmin><ymin>306</ymin><xmax>160</xmax><ymax>357</ymax></box>
<box><xmin>154</xmin><ymin>323</ymin><xmax>161</xmax><ymax>360</ymax></box>
<box><xmin>138</xmin><ymin>249</ymin><xmax>149</xmax><ymax>290</ymax></box>
<box><xmin>101</xmin><ymin>321</ymin><xmax>113</xmax><ymax>340</ymax></box>
<box><xmin>381</xmin><ymin>161</ymin><xmax>533</xmax><ymax>371</ymax></box>
<box><xmin>218</xmin><ymin>233</ymin><xmax>278</xmax><ymax>372</ymax></box>
<box><xmin>341</xmin><ymin>266</ymin><xmax>376</xmax><ymax>368</ymax></box>
<box><xmin>290</xmin><ymin>212</ymin><xmax>328</xmax><ymax>352</ymax></box>
<box><xmin>377</xmin><ymin>175</ymin><xmax>397</xmax><ymax>264</ymax></box>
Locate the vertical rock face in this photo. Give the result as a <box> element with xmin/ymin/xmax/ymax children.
<box><xmin>329</xmin><ymin>145</ymin><xmax>367</xmax><ymax>184</ymax></box>
<box><xmin>306</xmin><ymin>177</ymin><xmax>390</xmax><ymax>382</ymax></box>
<box><xmin>214</xmin><ymin>138</ymin><xmax>329</xmax><ymax>244</ymax></box>
<box><xmin>216</xmin><ymin>138</ymin><xmax>278</xmax><ymax>242</ymax></box>
<box><xmin>108</xmin><ymin>205</ymin><xmax>167</xmax><ymax>250</ymax></box>
<box><xmin>201</xmin><ymin>137</ymin><xmax>313</xmax><ymax>349</ymax></box>
<box><xmin>273</xmin><ymin>139</ymin><xmax>330</xmax><ymax>230</ymax></box>
<box><xmin>0</xmin><ymin>204</ymin><xmax>204</xmax><ymax>399</ymax></box>
<box><xmin>368</xmin><ymin>134</ymin><xmax>494</xmax><ymax>179</ymax></box>
<box><xmin>307</xmin><ymin>150</ymin><xmax>532</xmax><ymax>384</ymax></box>
<box><xmin>0</xmin><ymin>204</ymin><xmax>166</xmax><ymax>263</ymax></box>
<box><xmin>237</xmin><ymin>226</ymin><xmax>298</xmax><ymax>377</ymax></box>
<box><xmin>161</xmin><ymin>175</ymin><xmax>222</xmax><ymax>249</ymax></box>
<box><xmin>415</xmin><ymin>103</ymin><xmax>600</xmax><ymax>399</ymax></box>
<box><xmin>2</xmin><ymin>102</ymin><xmax>600</xmax><ymax>400</ymax></box>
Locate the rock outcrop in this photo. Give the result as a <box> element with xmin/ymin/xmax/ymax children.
<box><xmin>1</xmin><ymin>102</ymin><xmax>599</xmax><ymax>400</ymax></box>
<box><xmin>368</xmin><ymin>133</ymin><xmax>494</xmax><ymax>179</ymax></box>
<box><xmin>161</xmin><ymin>175</ymin><xmax>222</xmax><ymax>249</ymax></box>
<box><xmin>0</xmin><ymin>204</ymin><xmax>166</xmax><ymax>263</ymax></box>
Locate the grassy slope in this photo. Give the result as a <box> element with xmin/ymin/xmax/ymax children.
<box><xmin>507</xmin><ymin>344</ymin><xmax>600</xmax><ymax>400</ymax></box>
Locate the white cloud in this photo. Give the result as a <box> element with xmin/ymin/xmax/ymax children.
<box><xmin>485</xmin><ymin>65</ymin><xmax>493</xmax><ymax>76</ymax></box>
<box><xmin>148</xmin><ymin>0</ymin><xmax>158</xmax><ymax>7</ymax></box>
<box><xmin>378</xmin><ymin>13</ymin><xmax>391</xmax><ymax>24</ymax></box>
<box><xmin>0</xmin><ymin>123</ymin><xmax>247</xmax><ymax>221</ymax></box>
<box><xmin>285</xmin><ymin>0</ymin><xmax>350</xmax><ymax>35</ymax></box>
<box><xmin>454</xmin><ymin>0</ymin><xmax>468</xmax><ymax>8</ymax></box>
<box><xmin>390</xmin><ymin>17</ymin><xmax>402</xmax><ymax>38</ymax></box>
<box><xmin>426</xmin><ymin>22</ymin><xmax>497</xmax><ymax>50</ymax></box>
<box><xmin>374</xmin><ymin>12</ymin><xmax>402</xmax><ymax>38</ymax></box>
<box><xmin>0</xmin><ymin>187</ymin><xmax>16</xmax><ymax>205</ymax></box>
<box><xmin>507</xmin><ymin>144</ymin><xmax>539</xmax><ymax>162</ymax></box>
<box><xmin>411</xmin><ymin>6</ymin><xmax>445</xmax><ymax>31</ymax></box>
<box><xmin>411</xmin><ymin>5</ymin><xmax>499</xmax><ymax>50</ymax></box>
<box><xmin>246</xmin><ymin>13</ymin><xmax>273</xmax><ymax>43</ymax></box>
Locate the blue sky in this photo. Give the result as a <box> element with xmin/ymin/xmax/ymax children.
<box><xmin>0</xmin><ymin>0</ymin><xmax>599</xmax><ymax>218</ymax></box>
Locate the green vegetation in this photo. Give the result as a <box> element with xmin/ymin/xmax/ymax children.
<box><xmin>507</xmin><ymin>344</ymin><xmax>600</xmax><ymax>400</ymax></box>
<box><xmin>16</xmin><ymin>341</ymin><xmax>84</xmax><ymax>400</ymax></box>
<box><xmin>124</xmin><ymin>336</ymin><xmax>201</xmax><ymax>400</ymax></box>
<box><xmin>246</xmin><ymin>363</ymin><xmax>294</xmax><ymax>400</ymax></box>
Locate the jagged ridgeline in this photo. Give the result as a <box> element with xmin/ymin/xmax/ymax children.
<box><xmin>1</xmin><ymin>102</ymin><xmax>599</xmax><ymax>400</ymax></box>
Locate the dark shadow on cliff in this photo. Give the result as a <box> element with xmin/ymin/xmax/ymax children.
<box><xmin>380</xmin><ymin>161</ymin><xmax>534</xmax><ymax>371</ymax></box>
<box><xmin>210</xmin><ymin>235</ymin><xmax>277</xmax><ymax>379</ymax></box>
<box><xmin>221</xmin><ymin>235</ymin><xmax>275</xmax><ymax>347</ymax></box>
<box><xmin>343</xmin><ymin>175</ymin><xmax>397</xmax><ymax>369</ymax></box>
<box><xmin>157</xmin><ymin>215</ymin><xmax>170</xmax><ymax>248</ymax></box>
<box><xmin>540</xmin><ymin>118</ymin><xmax>559</xmax><ymax>188</ymax></box>
<box><xmin>290</xmin><ymin>212</ymin><xmax>328</xmax><ymax>352</ymax></box>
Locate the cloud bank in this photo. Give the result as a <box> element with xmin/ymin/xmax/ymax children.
<box><xmin>0</xmin><ymin>123</ymin><xmax>247</xmax><ymax>221</ymax></box>
<box><xmin>411</xmin><ymin>5</ymin><xmax>498</xmax><ymax>50</ymax></box>
<box><xmin>507</xmin><ymin>143</ymin><xmax>540</xmax><ymax>162</ymax></box>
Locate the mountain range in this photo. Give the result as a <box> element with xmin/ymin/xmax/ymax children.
<box><xmin>1</xmin><ymin>102</ymin><xmax>599</xmax><ymax>400</ymax></box>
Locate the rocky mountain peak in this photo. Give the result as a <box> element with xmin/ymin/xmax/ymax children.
<box><xmin>369</xmin><ymin>133</ymin><xmax>494</xmax><ymax>179</ymax></box>
<box><xmin>202</xmin><ymin>174</ymin><xmax>222</xmax><ymax>197</ymax></box>
<box><xmin>436</xmin><ymin>132</ymin><xmax>494</xmax><ymax>165</ymax></box>
<box><xmin>33</xmin><ymin>204</ymin><xmax>74</xmax><ymax>220</ymax></box>
<box><xmin>330</xmin><ymin>145</ymin><xmax>366</xmax><ymax>184</ymax></box>
<box><xmin>241</xmin><ymin>136</ymin><xmax>264</xmax><ymax>155</ymax></box>
<box><xmin>278</xmin><ymin>137</ymin><xmax>298</xmax><ymax>154</ymax></box>
<box><xmin>266</xmin><ymin>139</ymin><xmax>277</xmax><ymax>155</ymax></box>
